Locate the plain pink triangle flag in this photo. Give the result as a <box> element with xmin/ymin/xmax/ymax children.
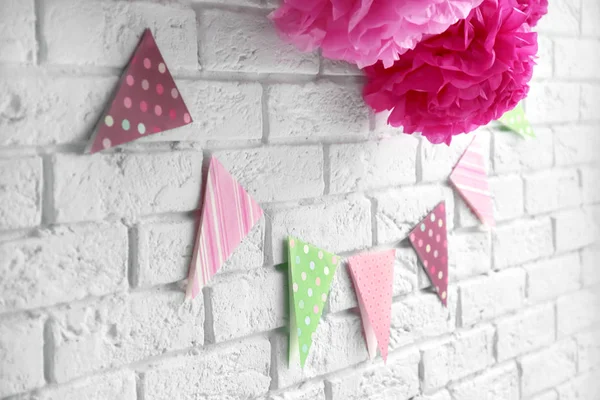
<box><xmin>186</xmin><ymin>157</ymin><xmax>263</xmax><ymax>299</ymax></box>
<box><xmin>87</xmin><ymin>29</ymin><xmax>192</xmax><ymax>153</ymax></box>
<box><xmin>347</xmin><ymin>249</ymin><xmax>395</xmax><ymax>361</ymax></box>
<box><xmin>449</xmin><ymin>135</ymin><xmax>495</xmax><ymax>227</ymax></box>
<box><xmin>409</xmin><ymin>202</ymin><xmax>448</xmax><ymax>306</ymax></box>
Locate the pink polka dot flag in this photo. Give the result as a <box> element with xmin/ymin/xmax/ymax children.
<box><xmin>347</xmin><ymin>249</ymin><xmax>395</xmax><ymax>362</ymax></box>
<box><xmin>449</xmin><ymin>135</ymin><xmax>495</xmax><ymax>227</ymax></box>
<box><xmin>185</xmin><ymin>157</ymin><xmax>263</xmax><ymax>299</ymax></box>
<box><xmin>409</xmin><ymin>202</ymin><xmax>448</xmax><ymax>307</ymax></box>
<box><xmin>86</xmin><ymin>29</ymin><xmax>192</xmax><ymax>153</ymax></box>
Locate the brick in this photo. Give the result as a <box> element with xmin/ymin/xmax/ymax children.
<box><xmin>576</xmin><ymin>328</ymin><xmax>600</xmax><ymax>372</ymax></box>
<box><xmin>412</xmin><ymin>391</ymin><xmax>452</xmax><ymax>400</ymax></box>
<box><xmin>215</xmin><ymin>145</ymin><xmax>324</xmax><ymax>202</ymax></box>
<box><xmin>0</xmin><ymin>223</ymin><xmax>127</xmax><ymax>313</ymax></box>
<box><xmin>557</xmin><ymin>372</ymin><xmax>600</xmax><ymax>400</ymax></box>
<box><xmin>555</xmin><ymin>125</ymin><xmax>600</xmax><ymax>167</ymax></box>
<box><xmin>520</xmin><ymin>340</ymin><xmax>578</xmax><ymax>397</ymax></box>
<box><xmin>537</xmin><ymin>0</ymin><xmax>581</xmax><ymax>35</ymax></box>
<box><xmin>373</xmin><ymin>185</ymin><xmax>454</xmax><ymax>245</ymax></box>
<box><xmin>449</xmin><ymin>363</ymin><xmax>519</xmax><ymax>400</ymax></box>
<box><xmin>496</xmin><ymin>304</ymin><xmax>556</xmax><ymax>361</ymax></box>
<box><xmin>272</xmin><ymin>314</ymin><xmax>368</xmax><ymax>388</ymax></box>
<box><xmin>581</xmin><ymin>246</ymin><xmax>600</xmax><ymax>286</ymax></box>
<box><xmin>42</xmin><ymin>0</ymin><xmax>197</xmax><ymax>69</ymax></box>
<box><xmin>191</xmin><ymin>0</ymin><xmax>275</xmax><ymax>7</ymax></box>
<box><xmin>328</xmin><ymin>248</ymin><xmax>419</xmax><ymax>313</ymax></box>
<box><xmin>143</xmin><ymin>337</ymin><xmax>271</xmax><ymax>400</ymax></box>
<box><xmin>209</xmin><ymin>268</ymin><xmax>286</xmax><ymax>342</ymax></box>
<box><xmin>525</xmin><ymin>83</ymin><xmax>579</xmax><ymax>124</ymax></box>
<box><xmin>554</xmin><ymin>209</ymin><xmax>598</xmax><ymax>253</ymax></box>
<box><xmin>492</xmin><ymin>128</ymin><xmax>553</xmax><ymax>174</ymax></box>
<box><xmin>525</xmin><ymin>253</ymin><xmax>581</xmax><ymax>302</ymax></box>
<box><xmin>268</xmin><ymin>383</ymin><xmax>326</xmax><ymax>400</ymax></box>
<box><xmin>579</xmin><ymin>167</ymin><xmax>600</xmax><ymax>204</ymax></box>
<box><xmin>0</xmin><ymin>68</ymin><xmax>115</xmax><ymax>146</ymax></box>
<box><xmin>448</xmin><ymin>231</ymin><xmax>491</xmax><ymax>280</ymax></box>
<box><xmin>52</xmin><ymin>151</ymin><xmax>202</xmax><ymax>223</ymax></box>
<box><xmin>529</xmin><ymin>392</ymin><xmax>559</xmax><ymax>400</ymax></box>
<box><xmin>35</xmin><ymin>370</ymin><xmax>136</xmax><ymax>400</ymax></box>
<box><xmin>557</xmin><ymin>289</ymin><xmax>600</xmax><ymax>338</ymax></box>
<box><xmin>490</xmin><ymin>175</ymin><xmax>524</xmax><ymax>222</ymax></box>
<box><xmin>326</xmin><ymin>349</ymin><xmax>420</xmax><ymax>400</ymax></box>
<box><xmin>459</xmin><ymin>269</ymin><xmax>526</xmax><ymax>326</ymax></box>
<box><xmin>198</xmin><ymin>9</ymin><xmax>318</xmax><ymax>74</ymax></box>
<box><xmin>0</xmin><ymin>316</ymin><xmax>44</xmax><ymax>397</ymax></box>
<box><xmin>492</xmin><ymin>219</ymin><xmax>554</xmax><ymax>268</ymax></box>
<box><xmin>268</xmin><ymin>81</ymin><xmax>369</xmax><ymax>143</ymax></box>
<box><xmin>524</xmin><ymin>169</ymin><xmax>581</xmax><ymax>215</ymax></box>
<box><xmin>50</xmin><ymin>291</ymin><xmax>203</xmax><ymax>382</ymax></box>
<box><xmin>581</xmin><ymin>85</ymin><xmax>600</xmax><ymax>122</ymax></box>
<box><xmin>371</xmin><ymin>111</ymin><xmax>408</xmax><ymax>139</ymax></box>
<box><xmin>269</xmin><ymin>196</ymin><xmax>371</xmax><ymax>264</ymax></box>
<box><xmin>0</xmin><ymin>157</ymin><xmax>42</xmax><ymax>230</ymax></box>
<box><xmin>0</xmin><ymin>0</ymin><xmax>36</xmax><ymax>63</ymax></box>
<box><xmin>321</xmin><ymin>59</ymin><xmax>362</xmax><ymax>76</ymax></box>
<box><xmin>329</xmin><ymin>136</ymin><xmax>418</xmax><ymax>193</ymax></box>
<box><xmin>455</xmin><ymin>192</ymin><xmax>484</xmax><ymax>229</ymax></box>
<box><xmin>421</xmin><ymin>325</ymin><xmax>495</xmax><ymax>391</ymax></box>
<box><xmin>555</xmin><ymin>39</ymin><xmax>600</xmax><ymax>80</ymax></box>
<box><xmin>534</xmin><ymin>35</ymin><xmax>553</xmax><ymax>80</ymax></box>
<box><xmin>582</xmin><ymin>0</ymin><xmax>600</xmax><ymax>36</ymax></box>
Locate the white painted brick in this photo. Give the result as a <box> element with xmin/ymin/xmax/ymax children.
<box><xmin>50</xmin><ymin>291</ymin><xmax>203</xmax><ymax>382</ymax></box>
<box><xmin>525</xmin><ymin>253</ymin><xmax>582</xmax><ymax>302</ymax></box>
<box><xmin>579</xmin><ymin>166</ymin><xmax>600</xmax><ymax>204</ymax></box>
<box><xmin>557</xmin><ymin>371</ymin><xmax>600</xmax><ymax>400</ymax></box>
<box><xmin>42</xmin><ymin>0</ymin><xmax>197</xmax><ymax>69</ymax></box>
<box><xmin>554</xmin><ymin>209</ymin><xmax>598</xmax><ymax>253</ymax></box>
<box><xmin>272</xmin><ymin>314</ymin><xmax>368</xmax><ymax>389</ymax></box>
<box><xmin>321</xmin><ymin>59</ymin><xmax>362</xmax><ymax>76</ymax></box>
<box><xmin>581</xmin><ymin>246</ymin><xmax>600</xmax><ymax>286</ymax></box>
<box><xmin>524</xmin><ymin>169</ymin><xmax>581</xmax><ymax>215</ymax></box>
<box><xmin>576</xmin><ymin>328</ymin><xmax>600</xmax><ymax>372</ymax></box>
<box><xmin>525</xmin><ymin>83</ymin><xmax>580</xmax><ymax>124</ymax></box>
<box><xmin>328</xmin><ymin>248</ymin><xmax>419</xmax><ymax>313</ymax></box>
<box><xmin>449</xmin><ymin>362</ymin><xmax>519</xmax><ymax>400</ymax></box>
<box><xmin>412</xmin><ymin>390</ymin><xmax>452</xmax><ymax>400</ymax></box>
<box><xmin>269</xmin><ymin>196</ymin><xmax>371</xmax><ymax>264</ymax></box>
<box><xmin>143</xmin><ymin>337</ymin><xmax>271</xmax><ymax>400</ymax></box>
<box><xmin>555</xmin><ymin>39</ymin><xmax>600</xmax><ymax>80</ymax></box>
<box><xmin>373</xmin><ymin>185</ymin><xmax>454</xmax><ymax>245</ymax></box>
<box><xmin>214</xmin><ymin>145</ymin><xmax>324</xmax><ymax>202</ymax></box>
<box><xmin>371</xmin><ymin>111</ymin><xmax>407</xmax><ymax>139</ymax></box>
<box><xmin>0</xmin><ymin>223</ymin><xmax>127</xmax><ymax>313</ymax></box>
<box><xmin>268</xmin><ymin>82</ymin><xmax>370</xmax><ymax>143</ymax></box>
<box><xmin>455</xmin><ymin>191</ymin><xmax>485</xmax><ymax>229</ymax></box>
<box><xmin>0</xmin><ymin>157</ymin><xmax>42</xmax><ymax>230</ymax></box>
<box><xmin>420</xmin><ymin>132</ymin><xmax>485</xmax><ymax>182</ymax></box>
<box><xmin>581</xmin><ymin>84</ymin><xmax>600</xmax><ymax>122</ymax></box>
<box><xmin>0</xmin><ymin>68</ymin><xmax>115</xmax><ymax>146</ymax></box>
<box><xmin>490</xmin><ymin>175</ymin><xmax>524</xmax><ymax>222</ymax></box>
<box><xmin>556</xmin><ymin>289</ymin><xmax>600</xmax><ymax>338</ymax></box>
<box><xmin>35</xmin><ymin>370</ymin><xmax>136</xmax><ymax>400</ymax></box>
<box><xmin>582</xmin><ymin>0</ymin><xmax>600</xmax><ymax>36</ymax></box>
<box><xmin>529</xmin><ymin>391</ymin><xmax>559</xmax><ymax>400</ymax></box>
<box><xmin>191</xmin><ymin>0</ymin><xmax>275</xmax><ymax>7</ymax></box>
<box><xmin>329</xmin><ymin>136</ymin><xmax>418</xmax><ymax>194</ymax></box>
<box><xmin>492</xmin><ymin>219</ymin><xmax>554</xmax><ymax>268</ymax></box>
<box><xmin>534</xmin><ymin>36</ymin><xmax>553</xmax><ymax>80</ymax></box>
<box><xmin>0</xmin><ymin>316</ymin><xmax>44</xmax><ymax>397</ymax></box>
<box><xmin>520</xmin><ymin>340</ymin><xmax>578</xmax><ymax>397</ymax></box>
<box><xmin>492</xmin><ymin>128</ymin><xmax>554</xmax><ymax>174</ymax></box>
<box><xmin>52</xmin><ymin>151</ymin><xmax>202</xmax><ymax>223</ymax></box>
<box><xmin>459</xmin><ymin>269</ymin><xmax>526</xmax><ymax>326</ymax></box>
<box><xmin>0</xmin><ymin>0</ymin><xmax>36</xmax><ymax>63</ymax></box>
<box><xmin>496</xmin><ymin>304</ymin><xmax>556</xmax><ymax>361</ymax></box>
<box><xmin>554</xmin><ymin>125</ymin><xmax>600</xmax><ymax>167</ymax></box>
<box><xmin>198</xmin><ymin>9</ymin><xmax>318</xmax><ymax>74</ymax></box>
<box><xmin>448</xmin><ymin>231</ymin><xmax>491</xmax><ymax>280</ymax></box>
<box><xmin>421</xmin><ymin>325</ymin><xmax>495</xmax><ymax>391</ymax></box>
<box><xmin>268</xmin><ymin>383</ymin><xmax>326</xmax><ymax>400</ymax></box>
<box><xmin>326</xmin><ymin>348</ymin><xmax>420</xmax><ymax>400</ymax></box>
<box><xmin>537</xmin><ymin>0</ymin><xmax>581</xmax><ymax>35</ymax></box>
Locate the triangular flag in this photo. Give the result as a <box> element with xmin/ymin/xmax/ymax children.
<box><xmin>288</xmin><ymin>237</ymin><xmax>340</xmax><ymax>368</ymax></box>
<box><xmin>449</xmin><ymin>135</ymin><xmax>495</xmax><ymax>227</ymax></box>
<box><xmin>185</xmin><ymin>157</ymin><xmax>263</xmax><ymax>299</ymax></box>
<box><xmin>498</xmin><ymin>103</ymin><xmax>535</xmax><ymax>138</ymax></box>
<box><xmin>408</xmin><ymin>202</ymin><xmax>448</xmax><ymax>306</ymax></box>
<box><xmin>347</xmin><ymin>249</ymin><xmax>395</xmax><ymax>361</ymax></box>
<box><xmin>87</xmin><ymin>29</ymin><xmax>192</xmax><ymax>153</ymax></box>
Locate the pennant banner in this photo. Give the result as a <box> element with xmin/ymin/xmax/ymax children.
<box><xmin>498</xmin><ymin>103</ymin><xmax>534</xmax><ymax>138</ymax></box>
<box><xmin>409</xmin><ymin>202</ymin><xmax>448</xmax><ymax>306</ymax></box>
<box><xmin>348</xmin><ymin>249</ymin><xmax>395</xmax><ymax>361</ymax></box>
<box><xmin>87</xmin><ymin>29</ymin><xmax>192</xmax><ymax>153</ymax></box>
<box><xmin>449</xmin><ymin>135</ymin><xmax>495</xmax><ymax>227</ymax></box>
<box><xmin>186</xmin><ymin>157</ymin><xmax>263</xmax><ymax>299</ymax></box>
<box><xmin>288</xmin><ymin>237</ymin><xmax>340</xmax><ymax>368</ymax></box>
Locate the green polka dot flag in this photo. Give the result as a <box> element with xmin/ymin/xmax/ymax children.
<box><xmin>498</xmin><ymin>103</ymin><xmax>535</xmax><ymax>138</ymax></box>
<box><xmin>287</xmin><ymin>237</ymin><xmax>340</xmax><ymax>368</ymax></box>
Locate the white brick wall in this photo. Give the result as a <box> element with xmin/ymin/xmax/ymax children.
<box><xmin>0</xmin><ymin>0</ymin><xmax>598</xmax><ymax>399</ymax></box>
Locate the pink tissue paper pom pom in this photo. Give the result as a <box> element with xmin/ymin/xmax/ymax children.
<box><xmin>363</xmin><ymin>0</ymin><xmax>539</xmax><ymax>145</ymax></box>
<box><xmin>269</xmin><ymin>0</ymin><xmax>484</xmax><ymax>68</ymax></box>
<box><xmin>516</xmin><ymin>0</ymin><xmax>548</xmax><ymax>26</ymax></box>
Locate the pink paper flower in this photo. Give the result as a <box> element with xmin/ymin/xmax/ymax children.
<box><xmin>269</xmin><ymin>0</ymin><xmax>484</xmax><ymax>68</ymax></box>
<box><xmin>517</xmin><ymin>0</ymin><xmax>548</xmax><ymax>26</ymax></box>
<box><xmin>363</xmin><ymin>0</ymin><xmax>539</xmax><ymax>145</ymax></box>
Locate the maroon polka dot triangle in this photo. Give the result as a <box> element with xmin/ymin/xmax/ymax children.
<box><xmin>408</xmin><ymin>201</ymin><xmax>448</xmax><ymax>306</ymax></box>
<box><xmin>87</xmin><ymin>29</ymin><xmax>192</xmax><ymax>153</ymax></box>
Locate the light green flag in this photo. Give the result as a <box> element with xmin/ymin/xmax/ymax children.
<box><xmin>498</xmin><ymin>103</ymin><xmax>535</xmax><ymax>138</ymax></box>
<box><xmin>287</xmin><ymin>237</ymin><xmax>340</xmax><ymax>368</ymax></box>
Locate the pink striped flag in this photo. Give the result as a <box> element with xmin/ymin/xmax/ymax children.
<box><xmin>186</xmin><ymin>157</ymin><xmax>263</xmax><ymax>299</ymax></box>
<box><xmin>449</xmin><ymin>135</ymin><xmax>495</xmax><ymax>227</ymax></box>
